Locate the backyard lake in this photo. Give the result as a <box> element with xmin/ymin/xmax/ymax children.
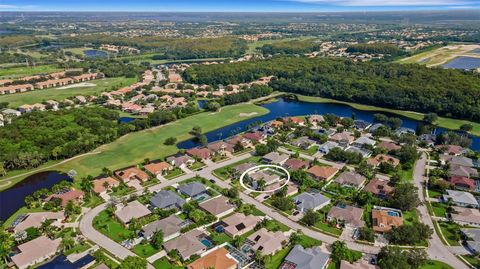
<box><xmin>442</xmin><ymin>56</ymin><xmax>480</xmax><ymax>70</ymax></box>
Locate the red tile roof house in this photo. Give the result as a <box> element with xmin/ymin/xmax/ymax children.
<box><xmin>283</xmin><ymin>117</ymin><xmax>305</xmax><ymax>126</ymax></box>
<box><xmin>242</xmin><ymin>131</ymin><xmax>265</xmax><ymax>143</ymax></box>
<box><xmin>435</xmin><ymin>144</ymin><xmax>465</xmax><ymax>156</ymax></box>
<box><xmin>307</xmin><ymin>165</ymin><xmax>339</xmax><ymax>181</ymax></box>
<box><xmin>364</xmin><ymin>178</ymin><xmax>394</xmax><ymax>199</ymax></box>
<box><xmin>93</xmin><ymin>177</ymin><xmax>120</xmax><ymax>194</ymax></box>
<box><xmin>186</xmin><ymin>147</ymin><xmax>212</xmax><ymax>161</ymax></box>
<box><xmin>45</xmin><ymin>189</ymin><xmax>85</xmax><ymax>207</ymax></box>
<box><xmin>144</xmin><ymin>161</ymin><xmax>173</xmax><ymax>176</ymax></box>
<box><xmin>377</xmin><ymin>141</ymin><xmax>401</xmax><ymax>151</ymax></box>
<box><xmin>449</xmin><ymin>176</ymin><xmax>477</xmax><ymax>191</ymax></box>
<box><xmin>283</xmin><ymin>158</ymin><xmax>310</xmax><ymax>171</ymax></box>
<box><xmin>225</xmin><ymin>135</ymin><xmax>253</xmax><ymax>148</ymax></box>
<box><xmin>367</xmin><ymin>154</ymin><xmax>400</xmax><ymax>168</ymax></box>
<box><xmin>114</xmin><ymin>167</ymin><xmax>150</xmax><ymax>183</ymax></box>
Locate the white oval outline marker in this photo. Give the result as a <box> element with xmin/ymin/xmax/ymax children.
<box><xmin>239</xmin><ymin>164</ymin><xmax>290</xmax><ymax>193</ymax></box>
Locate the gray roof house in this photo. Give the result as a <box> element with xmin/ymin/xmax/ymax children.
<box><xmin>141</xmin><ymin>215</ymin><xmax>183</xmax><ymax>241</ymax></box>
<box><xmin>443</xmin><ymin>190</ymin><xmax>479</xmax><ymax>208</ymax></box>
<box><xmin>353</xmin><ymin>136</ymin><xmax>376</xmax><ymax>148</ymax></box>
<box><xmin>166</xmin><ymin>154</ymin><xmax>195</xmax><ymax>167</ymax></box>
<box><xmin>368</xmin><ymin>123</ymin><xmax>385</xmax><ymax>133</ymax></box>
<box><xmin>291</xmin><ymin>136</ymin><xmax>317</xmax><ymax>149</ymax></box>
<box><xmin>318</xmin><ymin>141</ymin><xmax>340</xmax><ymax>154</ymax></box>
<box><xmin>462</xmin><ymin>229</ymin><xmax>480</xmax><ymax>254</ymax></box>
<box><xmin>177</xmin><ymin>182</ymin><xmax>207</xmax><ymax>198</ymax></box>
<box><xmin>234</xmin><ymin>162</ymin><xmax>256</xmax><ymax>175</ymax></box>
<box><xmin>334</xmin><ymin>171</ymin><xmax>367</xmax><ymax>189</ymax></box>
<box><xmin>293</xmin><ymin>192</ymin><xmax>330</xmax><ymax>213</ymax></box>
<box><xmin>345</xmin><ymin>146</ymin><xmax>372</xmax><ymax>158</ymax></box>
<box><xmin>150</xmin><ymin>190</ymin><xmax>186</xmax><ymax>210</ymax></box>
<box><xmin>449</xmin><ymin>156</ymin><xmax>475</xmax><ymax>168</ymax></box>
<box><xmin>280</xmin><ymin>245</ymin><xmax>330</xmax><ymax>269</ymax></box>
<box><xmin>262</xmin><ymin>152</ymin><xmax>289</xmax><ymax>165</ymax></box>
<box><xmin>163</xmin><ymin>229</ymin><xmax>206</xmax><ymax>260</ymax></box>
<box><xmin>394</xmin><ymin>127</ymin><xmax>415</xmax><ymax>136</ymax></box>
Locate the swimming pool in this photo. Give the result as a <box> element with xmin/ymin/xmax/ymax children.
<box><xmin>387</xmin><ymin>211</ymin><xmax>400</xmax><ymax>217</ymax></box>
<box><xmin>200</xmin><ymin>238</ymin><xmax>213</xmax><ymax>248</ymax></box>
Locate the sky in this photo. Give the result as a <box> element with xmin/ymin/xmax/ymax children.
<box><xmin>0</xmin><ymin>0</ymin><xmax>479</xmax><ymax>12</ymax></box>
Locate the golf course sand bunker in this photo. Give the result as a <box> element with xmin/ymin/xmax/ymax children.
<box><xmin>239</xmin><ymin>112</ymin><xmax>258</xmax><ymax>117</ymax></box>
<box><xmin>58</xmin><ymin>82</ymin><xmax>97</xmax><ymax>89</ymax></box>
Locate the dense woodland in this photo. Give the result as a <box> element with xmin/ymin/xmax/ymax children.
<box><xmin>183</xmin><ymin>56</ymin><xmax>480</xmax><ymax>121</ymax></box>
<box><xmin>259</xmin><ymin>39</ymin><xmax>320</xmax><ymax>55</ymax></box>
<box><xmin>59</xmin><ymin>35</ymin><xmax>247</xmax><ymax>59</ymax></box>
<box><xmin>346</xmin><ymin>43</ymin><xmax>404</xmax><ymax>56</ymax></box>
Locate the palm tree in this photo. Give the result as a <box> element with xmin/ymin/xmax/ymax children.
<box><xmin>0</xmin><ymin>230</ymin><xmax>13</xmax><ymax>264</ymax></box>
<box><xmin>81</xmin><ymin>177</ymin><xmax>94</xmax><ymax>197</ymax></box>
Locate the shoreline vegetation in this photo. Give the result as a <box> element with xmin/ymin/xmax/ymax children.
<box><xmin>295</xmin><ymin>94</ymin><xmax>480</xmax><ymax>137</ymax></box>
<box><xmin>0</xmin><ymin>103</ymin><xmax>269</xmax><ymax>191</ymax></box>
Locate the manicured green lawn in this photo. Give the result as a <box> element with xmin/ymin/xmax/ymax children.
<box><xmin>399</xmin><ymin>166</ymin><xmax>414</xmax><ymax>181</ymax></box>
<box><xmin>283</xmin><ymin>144</ymin><xmax>319</xmax><ymax>156</ymax></box>
<box><xmin>428</xmin><ymin>189</ymin><xmax>443</xmax><ymax>199</ymax></box>
<box><xmin>93</xmin><ymin>210</ymin><xmax>134</xmax><ymax>243</ymax></box>
<box><xmin>313</xmin><ymin>221</ymin><xmax>342</xmax><ymax>237</ymax></box>
<box><xmin>0</xmin><ymin>77</ymin><xmax>137</xmax><ymax>107</ymax></box>
<box><xmin>297</xmin><ymin>234</ymin><xmax>322</xmax><ymax>248</ymax></box>
<box><xmin>209</xmin><ymin>231</ymin><xmax>232</xmax><ymax>245</ymax></box>
<box><xmin>153</xmin><ymin>257</ymin><xmax>185</xmax><ymax>269</ymax></box>
<box><xmin>0</xmin><ymin>64</ymin><xmax>62</xmax><ymax>78</ymax></box>
<box><xmin>403</xmin><ymin>209</ymin><xmax>419</xmax><ymax>225</ymax></box>
<box><xmin>132</xmin><ymin>241</ymin><xmax>159</xmax><ymax>258</ymax></box>
<box><xmin>265</xmin><ymin>219</ymin><xmax>291</xmax><ymax>232</ymax></box>
<box><xmin>3</xmin><ymin>103</ymin><xmax>268</xmax><ymax>184</ymax></box>
<box><xmin>64</xmin><ymin>241</ymin><xmax>91</xmax><ymax>255</ymax></box>
<box><xmin>296</xmin><ymin>94</ymin><xmax>480</xmax><ymax>137</ymax></box>
<box><xmin>430</xmin><ymin>202</ymin><xmax>448</xmax><ymax>218</ymax></box>
<box><xmin>461</xmin><ymin>255</ymin><xmax>480</xmax><ymax>269</ymax></box>
<box><xmin>438</xmin><ymin>221</ymin><xmax>461</xmax><ymax>246</ymax></box>
<box><xmin>266</xmin><ymin>245</ymin><xmax>293</xmax><ymax>269</ymax></box>
<box><xmin>189</xmin><ymin>161</ymin><xmax>206</xmax><ymax>171</ymax></box>
<box><xmin>164</xmin><ymin>167</ymin><xmax>184</xmax><ymax>179</ymax></box>
<box><xmin>420</xmin><ymin>260</ymin><xmax>454</xmax><ymax>269</ymax></box>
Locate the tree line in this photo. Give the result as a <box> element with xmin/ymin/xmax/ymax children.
<box><xmin>183</xmin><ymin>56</ymin><xmax>480</xmax><ymax>121</ymax></box>
<box><xmin>259</xmin><ymin>39</ymin><xmax>320</xmax><ymax>55</ymax></box>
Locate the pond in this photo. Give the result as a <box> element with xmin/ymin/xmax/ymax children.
<box><xmin>442</xmin><ymin>56</ymin><xmax>480</xmax><ymax>70</ymax></box>
<box><xmin>177</xmin><ymin>98</ymin><xmax>480</xmax><ymax>151</ymax></box>
<box><xmin>84</xmin><ymin>49</ymin><xmax>108</xmax><ymax>58</ymax></box>
<box><xmin>0</xmin><ymin>171</ymin><xmax>72</xmax><ymax>221</ymax></box>
<box><xmin>119</xmin><ymin>117</ymin><xmax>136</xmax><ymax>123</ymax></box>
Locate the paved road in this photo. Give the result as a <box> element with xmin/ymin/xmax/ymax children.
<box><xmin>413</xmin><ymin>153</ymin><xmax>469</xmax><ymax>269</ymax></box>
<box><xmin>80</xmin><ymin>150</ymin><xmax>469</xmax><ymax>267</ymax></box>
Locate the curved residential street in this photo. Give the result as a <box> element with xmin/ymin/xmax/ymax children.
<box><xmin>80</xmin><ymin>151</ymin><xmax>470</xmax><ymax>268</ymax></box>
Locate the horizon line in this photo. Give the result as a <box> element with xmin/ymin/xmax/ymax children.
<box><xmin>1</xmin><ymin>9</ymin><xmax>479</xmax><ymax>13</ymax></box>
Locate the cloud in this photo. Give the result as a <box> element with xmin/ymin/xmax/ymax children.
<box><xmin>0</xmin><ymin>4</ymin><xmax>18</xmax><ymax>9</ymax></box>
<box><xmin>289</xmin><ymin>0</ymin><xmax>474</xmax><ymax>6</ymax></box>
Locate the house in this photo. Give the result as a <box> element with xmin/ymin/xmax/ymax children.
<box><xmin>283</xmin><ymin>158</ymin><xmax>310</xmax><ymax>171</ymax></box>
<box><xmin>249</xmin><ymin>170</ymin><xmax>281</xmax><ymax>186</ymax></box>
<box><xmin>330</xmin><ymin>132</ymin><xmax>355</xmax><ymax>146</ymax></box>
<box><xmin>367</xmin><ymin>154</ymin><xmax>400</xmax><ymax>168</ymax></box>
<box><xmin>334</xmin><ymin>171</ymin><xmax>367</xmax><ymax>189</ymax></box>
<box><xmin>247</xmin><ymin>228</ymin><xmax>288</xmax><ymax>256</ymax></box>
<box><xmin>447</xmin><ymin>156</ymin><xmax>475</xmax><ymax>167</ymax></box>
<box><xmin>377</xmin><ymin>141</ymin><xmax>401</xmax><ymax>151</ymax></box>
<box><xmin>199</xmin><ymin>196</ymin><xmax>235</xmax><ymax>218</ymax></box>
<box><xmin>364</xmin><ymin>178</ymin><xmax>394</xmax><ymax>199</ymax></box>
<box><xmin>307</xmin><ymin>165</ymin><xmax>339</xmax><ymax>181</ymax></box>
<box><xmin>270</xmin><ymin>120</ymin><xmax>284</xmax><ymax>129</ymax></box>
<box><xmin>284</xmin><ymin>117</ymin><xmax>305</xmax><ymax>126</ymax></box>
<box><xmin>141</xmin><ymin>215</ymin><xmax>183</xmax><ymax>241</ymax></box>
<box><xmin>1</xmin><ymin>108</ymin><xmax>21</xmax><ymax>117</ymax></box>
<box><xmin>13</xmin><ymin>212</ymin><xmax>65</xmax><ymax>233</ymax></box>
<box><xmin>167</xmin><ymin>154</ymin><xmax>195</xmax><ymax>168</ymax></box>
<box><xmin>354</xmin><ymin>120</ymin><xmax>371</xmax><ymax>130</ymax></box>
<box><xmin>451</xmin><ymin>207</ymin><xmax>480</xmax><ymax>226</ymax></box>
<box><xmin>115</xmin><ymin>200</ymin><xmax>151</xmax><ymax>224</ymax></box>
<box><xmin>318</xmin><ymin>141</ymin><xmax>340</xmax><ymax>154</ymax></box>
<box><xmin>435</xmin><ymin>144</ymin><xmax>465</xmax><ymax>156</ymax></box>
<box><xmin>114</xmin><ymin>167</ymin><xmax>150</xmax><ymax>182</ymax></box>
<box><xmin>150</xmin><ymin>190</ymin><xmax>186</xmax><ymax>210</ymax></box>
<box><xmin>233</xmin><ymin>162</ymin><xmax>256</xmax><ymax>175</ymax></box>
<box><xmin>394</xmin><ymin>127</ymin><xmax>415</xmax><ymax>136</ymax></box>
<box><xmin>242</xmin><ymin>131</ymin><xmax>265</xmax><ymax>143</ymax></box>
<box><xmin>0</xmin><ymin>84</ymin><xmax>34</xmax><ymax>95</ymax></box>
<box><xmin>345</xmin><ymin>146</ymin><xmax>371</xmax><ymax>158</ymax></box>
<box><xmin>280</xmin><ymin>245</ymin><xmax>330</xmax><ymax>269</ymax></box>
<box><xmin>291</xmin><ymin>136</ymin><xmax>316</xmax><ymax>149</ymax></box>
<box><xmin>443</xmin><ymin>190</ymin><xmax>479</xmax><ymax>208</ymax></box>
<box><xmin>372</xmin><ymin>206</ymin><xmax>403</xmax><ymax>233</ymax></box>
<box><xmin>293</xmin><ymin>192</ymin><xmax>330</xmax><ymax>213</ymax></box>
<box><xmin>220</xmin><ymin>212</ymin><xmax>261</xmax><ymax>237</ymax></box>
<box><xmin>449</xmin><ymin>164</ymin><xmax>478</xmax><ymax>178</ymax></box>
<box><xmin>262</xmin><ymin>151</ymin><xmax>289</xmax><ymax>165</ymax></box>
<box><xmin>308</xmin><ymin>114</ymin><xmax>324</xmax><ymax>125</ymax></box>
<box><xmin>178</xmin><ymin>182</ymin><xmax>207</xmax><ymax>198</ymax></box>
<box><xmin>419</xmin><ymin>134</ymin><xmax>436</xmax><ymax>146</ymax></box>
<box><xmin>327</xmin><ymin>205</ymin><xmax>365</xmax><ymax>228</ymax></box>
<box><xmin>187</xmin><ymin>147</ymin><xmax>212</xmax><ymax>160</ymax></box>
<box><xmin>45</xmin><ymin>189</ymin><xmax>85</xmax><ymax>207</ymax></box>
<box><xmin>461</xmin><ymin>228</ymin><xmax>480</xmax><ymax>254</ymax></box>
<box><xmin>225</xmin><ymin>135</ymin><xmax>253</xmax><ymax>148</ymax></box>
<box><xmin>368</xmin><ymin>123</ymin><xmax>385</xmax><ymax>133</ymax></box>
<box><xmin>93</xmin><ymin>177</ymin><xmax>119</xmax><ymax>194</ymax></box>
<box><xmin>449</xmin><ymin>176</ymin><xmax>476</xmax><ymax>191</ymax></box>
<box><xmin>340</xmin><ymin>260</ymin><xmax>378</xmax><ymax>269</ymax></box>
<box><xmin>11</xmin><ymin>236</ymin><xmax>61</xmax><ymax>269</ymax></box>
<box><xmin>187</xmin><ymin>247</ymin><xmax>238</xmax><ymax>269</ymax></box>
<box><xmin>144</xmin><ymin>161</ymin><xmax>172</xmax><ymax>176</ymax></box>
<box><xmin>265</xmin><ymin>181</ymin><xmax>299</xmax><ymax>196</ymax></box>
<box><xmin>163</xmin><ymin>229</ymin><xmax>206</xmax><ymax>260</ymax></box>
<box><xmin>208</xmin><ymin>141</ymin><xmax>235</xmax><ymax>156</ymax></box>
<box><xmin>353</xmin><ymin>136</ymin><xmax>376</xmax><ymax>148</ymax></box>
